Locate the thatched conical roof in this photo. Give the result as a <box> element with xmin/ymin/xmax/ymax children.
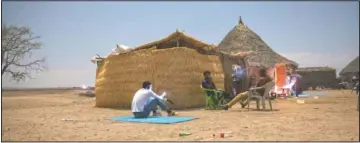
<box><xmin>339</xmin><ymin>56</ymin><xmax>359</xmax><ymax>75</ymax></box>
<box><xmin>217</xmin><ymin>16</ymin><xmax>298</xmax><ymax>68</ymax></box>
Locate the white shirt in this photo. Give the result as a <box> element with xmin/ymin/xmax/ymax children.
<box><xmin>283</xmin><ymin>74</ymin><xmax>301</xmax><ymax>89</ymax></box>
<box><xmin>285</xmin><ymin>76</ymin><xmax>291</xmax><ymax>85</ymax></box>
<box><xmin>233</xmin><ymin>66</ymin><xmax>246</xmax><ymax>77</ymax></box>
<box><xmin>283</xmin><ymin>79</ymin><xmax>296</xmax><ymax>89</ymax></box>
<box><xmin>131</xmin><ymin>88</ymin><xmax>164</xmax><ymax>113</ymax></box>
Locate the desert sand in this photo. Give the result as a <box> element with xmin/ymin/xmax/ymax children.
<box><xmin>1</xmin><ymin>89</ymin><xmax>359</xmax><ymax>141</ymax></box>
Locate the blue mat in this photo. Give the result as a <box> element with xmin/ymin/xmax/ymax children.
<box><xmin>299</xmin><ymin>92</ymin><xmax>328</xmax><ymax>97</ymax></box>
<box><xmin>108</xmin><ymin>116</ymin><xmax>197</xmax><ymax>124</ymax></box>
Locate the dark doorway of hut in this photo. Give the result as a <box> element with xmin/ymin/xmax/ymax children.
<box><xmin>219</xmin><ymin>52</ymin><xmax>250</xmax><ymax>98</ymax></box>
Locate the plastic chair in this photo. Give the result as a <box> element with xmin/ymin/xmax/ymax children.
<box><xmin>247</xmin><ymin>81</ymin><xmax>275</xmax><ymax>111</ymax></box>
<box><xmin>200</xmin><ymin>85</ymin><xmax>225</xmax><ymax>110</ymax></box>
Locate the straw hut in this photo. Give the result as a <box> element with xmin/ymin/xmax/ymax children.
<box><xmin>339</xmin><ymin>56</ymin><xmax>359</xmax><ymax>89</ymax></box>
<box><xmin>94</xmin><ymin>30</ymin><xmax>224</xmax><ymax>109</ymax></box>
<box><xmin>339</xmin><ymin>56</ymin><xmax>359</xmax><ymax>81</ymax></box>
<box><xmin>296</xmin><ymin>67</ymin><xmax>338</xmax><ymax>90</ymax></box>
<box><xmin>217</xmin><ymin>16</ymin><xmax>298</xmax><ymax>93</ymax></box>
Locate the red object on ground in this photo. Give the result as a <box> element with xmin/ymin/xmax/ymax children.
<box><xmin>220</xmin><ymin>132</ymin><xmax>224</xmax><ymax>138</ymax></box>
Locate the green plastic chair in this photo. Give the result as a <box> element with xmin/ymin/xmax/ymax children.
<box><xmin>200</xmin><ymin>85</ymin><xmax>225</xmax><ymax>110</ymax></box>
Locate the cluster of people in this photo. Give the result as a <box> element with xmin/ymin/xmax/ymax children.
<box><xmin>130</xmin><ymin>64</ymin><xmax>303</xmax><ymax>118</ymax></box>
<box><xmin>201</xmin><ymin>64</ymin><xmax>303</xmax><ymax>111</ymax></box>
<box><xmin>338</xmin><ymin>75</ymin><xmax>359</xmax><ymax>94</ymax></box>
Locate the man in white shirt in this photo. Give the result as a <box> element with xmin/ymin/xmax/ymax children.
<box><xmin>131</xmin><ymin>81</ymin><xmax>176</xmax><ymax>118</ymax></box>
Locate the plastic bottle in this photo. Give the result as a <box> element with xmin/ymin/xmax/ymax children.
<box><xmin>179</xmin><ymin>132</ymin><xmax>191</xmax><ymax>136</ymax></box>
<box><xmin>219</xmin><ymin>132</ymin><xmax>232</xmax><ymax>138</ymax></box>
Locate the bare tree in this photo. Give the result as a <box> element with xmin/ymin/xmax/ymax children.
<box><xmin>1</xmin><ymin>25</ymin><xmax>47</xmax><ymax>82</ymax></box>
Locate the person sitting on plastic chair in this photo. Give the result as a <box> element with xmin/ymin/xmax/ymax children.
<box><xmin>201</xmin><ymin>71</ymin><xmax>231</xmax><ymax>109</ymax></box>
<box><xmin>222</xmin><ymin>68</ymin><xmax>272</xmax><ymax>110</ymax></box>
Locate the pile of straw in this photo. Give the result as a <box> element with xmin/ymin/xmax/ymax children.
<box><xmin>95</xmin><ymin>47</ymin><xmax>223</xmax><ymax>109</ymax></box>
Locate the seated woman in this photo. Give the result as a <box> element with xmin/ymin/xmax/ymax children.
<box><xmin>222</xmin><ymin>68</ymin><xmax>272</xmax><ymax>110</ymax></box>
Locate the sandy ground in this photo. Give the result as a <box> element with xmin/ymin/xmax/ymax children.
<box><xmin>1</xmin><ymin>89</ymin><xmax>359</xmax><ymax>141</ymax></box>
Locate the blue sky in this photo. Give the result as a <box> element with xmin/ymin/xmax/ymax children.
<box><xmin>2</xmin><ymin>1</ymin><xmax>359</xmax><ymax>88</ymax></box>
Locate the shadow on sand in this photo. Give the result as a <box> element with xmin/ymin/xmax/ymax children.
<box><xmin>230</xmin><ymin>108</ymin><xmax>280</xmax><ymax>112</ymax></box>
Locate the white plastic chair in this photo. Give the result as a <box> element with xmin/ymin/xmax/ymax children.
<box><xmin>247</xmin><ymin>81</ymin><xmax>275</xmax><ymax>111</ymax></box>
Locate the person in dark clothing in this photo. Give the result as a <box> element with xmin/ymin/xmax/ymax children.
<box><xmin>201</xmin><ymin>71</ymin><xmax>232</xmax><ymax>100</ymax></box>
<box><xmin>202</xmin><ymin>71</ymin><xmax>217</xmax><ymax>96</ymax></box>
<box><xmin>222</xmin><ymin>68</ymin><xmax>272</xmax><ymax>110</ymax></box>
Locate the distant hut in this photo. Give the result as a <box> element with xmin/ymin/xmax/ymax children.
<box><xmin>339</xmin><ymin>56</ymin><xmax>359</xmax><ymax>89</ymax></box>
<box><xmin>339</xmin><ymin>56</ymin><xmax>359</xmax><ymax>81</ymax></box>
<box><xmin>217</xmin><ymin>16</ymin><xmax>298</xmax><ymax>94</ymax></box>
<box><xmin>296</xmin><ymin>67</ymin><xmax>338</xmax><ymax>90</ymax></box>
<box><xmin>94</xmin><ymin>30</ymin><xmax>224</xmax><ymax>109</ymax></box>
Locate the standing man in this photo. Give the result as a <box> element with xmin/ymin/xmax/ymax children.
<box><xmin>284</xmin><ymin>68</ymin><xmax>303</xmax><ymax>98</ymax></box>
<box><xmin>131</xmin><ymin>81</ymin><xmax>177</xmax><ymax>118</ymax></box>
<box><xmin>231</xmin><ymin>64</ymin><xmax>247</xmax><ymax>97</ymax></box>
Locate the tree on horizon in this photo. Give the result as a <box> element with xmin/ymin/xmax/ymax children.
<box><xmin>1</xmin><ymin>24</ymin><xmax>47</xmax><ymax>82</ymax></box>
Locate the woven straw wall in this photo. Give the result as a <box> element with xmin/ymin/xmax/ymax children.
<box><xmin>297</xmin><ymin>70</ymin><xmax>338</xmax><ymax>89</ymax></box>
<box><xmin>95</xmin><ymin>47</ymin><xmax>224</xmax><ymax>109</ymax></box>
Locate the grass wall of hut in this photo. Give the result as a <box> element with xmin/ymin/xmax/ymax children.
<box><xmin>95</xmin><ymin>47</ymin><xmax>224</xmax><ymax>109</ymax></box>
<box><xmin>296</xmin><ymin>67</ymin><xmax>338</xmax><ymax>90</ymax></box>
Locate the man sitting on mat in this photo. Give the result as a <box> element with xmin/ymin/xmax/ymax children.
<box><xmin>131</xmin><ymin>81</ymin><xmax>177</xmax><ymax>118</ymax></box>
<box><xmin>222</xmin><ymin>68</ymin><xmax>272</xmax><ymax>110</ymax></box>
